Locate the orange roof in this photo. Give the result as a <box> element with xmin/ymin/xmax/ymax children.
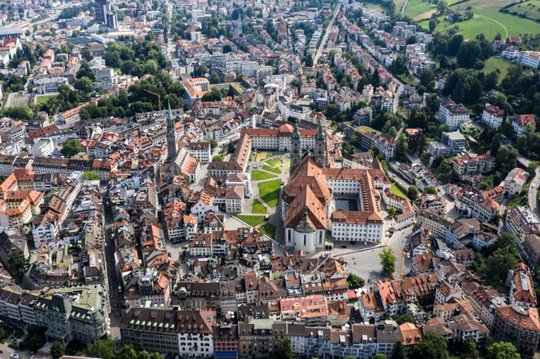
<box><xmin>284</xmin><ymin>185</ymin><xmax>328</xmax><ymax>230</ymax></box>
<box><xmin>400</xmin><ymin>322</ymin><xmax>423</xmax><ymax>346</ymax></box>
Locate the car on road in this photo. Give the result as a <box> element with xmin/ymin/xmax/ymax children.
<box><xmin>11</xmin><ymin>354</ymin><xmax>20</xmax><ymax>359</ymax></box>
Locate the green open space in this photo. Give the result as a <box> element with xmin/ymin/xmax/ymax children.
<box><xmin>235</xmin><ymin>215</ymin><xmax>266</xmax><ymax>227</ymax></box>
<box><xmin>258</xmin><ymin>179</ymin><xmax>281</xmax><ymax>207</ymax></box>
<box><xmin>433</xmin><ymin>6</ymin><xmax>540</xmax><ymax>40</ymax></box>
<box><xmin>366</xmin><ymin>2</ymin><xmax>386</xmax><ymax>13</ymax></box>
<box><xmin>251</xmin><ymin>200</ymin><xmax>267</xmax><ymax>214</ymax></box>
<box><xmin>404</xmin><ymin>0</ymin><xmax>436</xmax><ymax>19</ymax></box>
<box><xmin>35</xmin><ymin>94</ymin><xmax>57</xmax><ymax>106</ymax></box>
<box><xmin>390</xmin><ymin>183</ymin><xmax>409</xmax><ymax>200</ymax></box>
<box><xmin>482</xmin><ymin>56</ymin><xmax>512</xmax><ymax>84</ymax></box>
<box><xmin>504</xmin><ymin>0</ymin><xmax>540</xmax><ymax>21</ymax></box>
<box><xmin>251</xmin><ymin>170</ymin><xmax>277</xmax><ymax>181</ymax></box>
<box><xmin>262</xmin><ymin>159</ymin><xmax>282</xmax><ymax>174</ymax></box>
<box><xmin>260</xmin><ymin>223</ymin><xmax>276</xmax><ymax>238</ymax></box>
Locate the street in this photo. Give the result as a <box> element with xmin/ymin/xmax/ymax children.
<box><xmin>101</xmin><ymin>188</ymin><xmax>122</xmax><ymax>340</ymax></box>
<box><xmin>529</xmin><ymin>167</ymin><xmax>540</xmax><ymax>217</ymax></box>
<box><xmin>312</xmin><ymin>1</ymin><xmax>343</xmax><ymax>65</ymax></box>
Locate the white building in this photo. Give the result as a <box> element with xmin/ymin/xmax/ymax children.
<box><xmin>439</xmin><ymin>98</ymin><xmax>469</xmax><ymax>130</ymax></box>
<box><xmin>519</xmin><ymin>51</ymin><xmax>540</xmax><ymax>70</ymax></box>
<box><xmin>481</xmin><ymin>104</ymin><xmax>504</xmax><ymax>129</ymax></box>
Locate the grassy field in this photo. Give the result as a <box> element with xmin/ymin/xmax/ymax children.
<box><xmin>260</xmin><ymin>223</ymin><xmax>276</xmax><ymax>239</ymax></box>
<box><xmin>505</xmin><ymin>0</ymin><xmax>540</xmax><ymax>21</ymax></box>
<box><xmin>434</xmin><ymin>6</ymin><xmax>540</xmax><ymax>40</ymax></box>
<box><xmin>258</xmin><ymin>179</ymin><xmax>281</xmax><ymax>207</ymax></box>
<box><xmin>366</xmin><ymin>2</ymin><xmax>386</xmax><ymax>13</ymax></box>
<box><xmin>251</xmin><ymin>170</ymin><xmax>277</xmax><ymax>181</ymax></box>
<box><xmin>394</xmin><ymin>0</ymin><xmax>408</xmax><ymax>14</ymax></box>
<box><xmin>251</xmin><ymin>200</ymin><xmax>267</xmax><ymax>214</ymax></box>
<box><xmin>235</xmin><ymin>215</ymin><xmax>266</xmax><ymax>227</ymax></box>
<box><xmin>483</xmin><ymin>56</ymin><xmax>512</xmax><ymax>83</ymax></box>
<box><xmin>404</xmin><ymin>0</ymin><xmax>436</xmax><ymax>19</ymax></box>
<box><xmin>390</xmin><ymin>184</ymin><xmax>409</xmax><ymax>200</ymax></box>
<box><xmin>262</xmin><ymin>159</ymin><xmax>282</xmax><ymax>174</ymax></box>
<box><xmin>35</xmin><ymin>95</ymin><xmax>57</xmax><ymax>106</ymax></box>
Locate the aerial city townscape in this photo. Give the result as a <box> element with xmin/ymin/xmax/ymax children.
<box><xmin>0</xmin><ymin>0</ymin><xmax>538</xmax><ymax>358</ymax></box>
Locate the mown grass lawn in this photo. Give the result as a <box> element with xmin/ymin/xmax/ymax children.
<box><xmin>258</xmin><ymin>179</ymin><xmax>281</xmax><ymax>207</ymax></box>
<box><xmin>251</xmin><ymin>200</ymin><xmax>267</xmax><ymax>214</ymax></box>
<box><xmin>251</xmin><ymin>170</ymin><xmax>277</xmax><ymax>181</ymax></box>
<box><xmin>434</xmin><ymin>6</ymin><xmax>540</xmax><ymax>40</ymax></box>
<box><xmin>235</xmin><ymin>215</ymin><xmax>266</xmax><ymax>227</ymax></box>
<box><xmin>260</xmin><ymin>223</ymin><xmax>276</xmax><ymax>238</ymax></box>
<box><xmin>483</xmin><ymin>56</ymin><xmax>512</xmax><ymax>84</ymax></box>
<box><xmin>263</xmin><ymin>159</ymin><xmax>282</xmax><ymax>174</ymax></box>
<box><xmin>390</xmin><ymin>184</ymin><xmax>409</xmax><ymax>200</ymax></box>
<box><xmin>35</xmin><ymin>94</ymin><xmax>57</xmax><ymax>106</ymax></box>
<box><xmin>404</xmin><ymin>0</ymin><xmax>436</xmax><ymax>19</ymax></box>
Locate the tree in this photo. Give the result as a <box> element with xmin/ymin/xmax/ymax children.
<box><xmin>496</xmin><ymin>145</ymin><xmax>518</xmax><ymax>176</ymax></box>
<box><xmin>212</xmin><ymin>155</ymin><xmax>224</xmax><ymax>162</ymax></box>
<box><xmin>379</xmin><ymin>248</ymin><xmax>396</xmax><ymax>275</ymax></box>
<box><xmin>437</xmin><ymin>0</ymin><xmax>448</xmax><ymax>14</ymax></box>
<box><xmin>346</xmin><ymin>273</ymin><xmax>365</xmax><ymax>289</ymax></box>
<box><xmin>2</xmin><ymin>105</ymin><xmax>33</xmax><ymax>120</ymax></box>
<box><xmin>84</xmin><ymin>339</ymin><xmax>117</xmax><ymax>359</ymax></box>
<box><xmin>119</xmin><ymin>345</ymin><xmax>138</xmax><ymax>359</ymax></box>
<box><xmin>411</xmin><ymin>332</ymin><xmax>448</xmax><ymax>359</ymax></box>
<box><xmin>74</xmin><ymin>76</ymin><xmax>94</xmax><ymax>95</ymax></box>
<box><xmin>486</xmin><ymin>341</ymin><xmax>520</xmax><ymax>359</ymax></box>
<box><xmin>209</xmin><ymin>139</ymin><xmax>218</xmax><ymax>148</ymax></box>
<box><xmin>51</xmin><ymin>341</ymin><xmax>65</xmax><ymax>359</ymax></box>
<box><xmin>391</xmin><ymin>341</ymin><xmax>406</xmax><ymax>359</ymax></box>
<box><xmin>407</xmin><ymin>186</ymin><xmax>419</xmax><ymax>200</ymax></box>
<box><xmin>8</xmin><ymin>251</ymin><xmax>24</xmax><ymax>280</ymax></box>
<box><xmin>387</xmin><ymin>207</ymin><xmax>397</xmax><ymax>218</ymax></box>
<box><xmin>457</xmin><ymin>41</ymin><xmax>482</xmax><ymax>68</ymax></box>
<box><xmin>429</xmin><ymin>18</ymin><xmax>437</xmax><ymax>32</ymax></box>
<box><xmin>62</xmin><ymin>138</ymin><xmax>82</xmax><ymax>157</ymax></box>
<box><xmin>375</xmin><ymin>355</ymin><xmax>388</xmax><ymax>359</ymax></box>
<box><xmin>424</xmin><ymin>186</ymin><xmax>437</xmax><ymax>195</ymax></box>
<box><xmin>395</xmin><ymin>134</ymin><xmax>409</xmax><ymax>162</ymax></box>
<box><xmin>396</xmin><ymin>313</ymin><xmax>415</xmax><ymax>325</ymax></box>
<box><xmin>275</xmin><ymin>338</ymin><xmax>294</xmax><ymax>359</ymax></box>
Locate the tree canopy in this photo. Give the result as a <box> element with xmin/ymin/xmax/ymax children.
<box><xmin>379</xmin><ymin>248</ymin><xmax>396</xmax><ymax>275</ymax></box>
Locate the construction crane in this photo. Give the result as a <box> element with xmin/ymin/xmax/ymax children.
<box><xmin>143</xmin><ymin>89</ymin><xmax>162</xmax><ymax>111</ymax></box>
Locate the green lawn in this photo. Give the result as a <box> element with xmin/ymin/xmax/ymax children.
<box><xmin>260</xmin><ymin>223</ymin><xmax>276</xmax><ymax>239</ymax></box>
<box><xmin>483</xmin><ymin>56</ymin><xmax>512</xmax><ymax>84</ymax></box>
<box><xmin>434</xmin><ymin>6</ymin><xmax>540</xmax><ymax>40</ymax></box>
<box><xmin>390</xmin><ymin>184</ymin><xmax>409</xmax><ymax>200</ymax></box>
<box><xmin>35</xmin><ymin>95</ymin><xmax>57</xmax><ymax>106</ymax></box>
<box><xmin>404</xmin><ymin>0</ymin><xmax>436</xmax><ymax>19</ymax></box>
<box><xmin>505</xmin><ymin>0</ymin><xmax>540</xmax><ymax>21</ymax></box>
<box><xmin>251</xmin><ymin>200</ymin><xmax>267</xmax><ymax>214</ymax></box>
<box><xmin>258</xmin><ymin>179</ymin><xmax>281</xmax><ymax>207</ymax></box>
<box><xmin>235</xmin><ymin>215</ymin><xmax>266</xmax><ymax>227</ymax></box>
<box><xmin>262</xmin><ymin>159</ymin><xmax>282</xmax><ymax>174</ymax></box>
<box><xmin>251</xmin><ymin>170</ymin><xmax>277</xmax><ymax>181</ymax></box>
<box><xmin>366</xmin><ymin>2</ymin><xmax>386</xmax><ymax>13</ymax></box>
